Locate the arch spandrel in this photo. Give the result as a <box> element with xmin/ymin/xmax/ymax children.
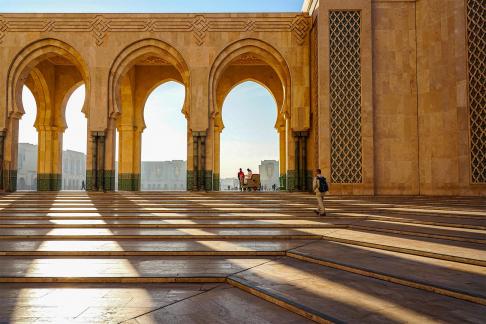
<box><xmin>215</xmin><ymin>67</ymin><xmax>283</xmax><ymax>130</ymax></box>
<box><xmin>108</xmin><ymin>39</ymin><xmax>190</xmax><ymax>121</ymax></box>
<box><xmin>209</xmin><ymin>38</ymin><xmax>292</xmax><ymax>127</ymax></box>
<box><xmin>7</xmin><ymin>38</ymin><xmax>91</xmax><ymax>120</ymax></box>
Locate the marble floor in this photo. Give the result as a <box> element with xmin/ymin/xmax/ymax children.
<box><xmin>0</xmin><ymin>192</ymin><xmax>484</xmax><ymax>323</ymax></box>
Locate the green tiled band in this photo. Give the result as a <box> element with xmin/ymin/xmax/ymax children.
<box><xmin>186</xmin><ymin>170</ymin><xmax>194</xmax><ymax>190</ymax></box>
<box><xmin>187</xmin><ymin>170</ymin><xmax>213</xmax><ymax>191</ymax></box>
<box><xmin>118</xmin><ymin>173</ymin><xmax>140</xmax><ymax>191</ymax></box>
<box><xmin>104</xmin><ymin>170</ymin><xmax>116</xmax><ymax>191</ymax></box>
<box><xmin>279</xmin><ymin>174</ymin><xmax>287</xmax><ymax>191</ymax></box>
<box><xmin>3</xmin><ymin>169</ymin><xmax>17</xmax><ymax>192</ymax></box>
<box><xmin>204</xmin><ymin>170</ymin><xmax>213</xmax><ymax>191</ymax></box>
<box><xmin>86</xmin><ymin>170</ymin><xmax>116</xmax><ymax>191</ymax></box>
<box><xmin>37</xmin><ymin>173</ymin><xmax>61</xmax><ymax>191</ymax></box>
<box><xmin>212</xmin><ymin>173</ymin><xmax>220</xmax><ymax>191</ymax></box>
<box><xmin>286</xmin><ymin>170</ymin><xmax>296</xmax><ymax>191</ymax></box>
<box><xmin>86</xmin><ymin>170</ymin><xmax>95</xmax><ymax>191</ymax></box>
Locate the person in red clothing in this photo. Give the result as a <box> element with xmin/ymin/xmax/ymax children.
<box><xmin>237</xmin><ymin>168</ymin><xmax>245</xmax><ymax>191</ymax></box>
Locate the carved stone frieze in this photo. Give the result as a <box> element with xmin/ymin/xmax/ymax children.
<box><xmin>0</xmin><ymin>14</ymin><xmax>311</xmax><ymax>46</ymax></box>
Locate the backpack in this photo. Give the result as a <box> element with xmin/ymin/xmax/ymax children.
<box><xmin>318</xmin><ymin>176</ymin><xmax>329</xmax><ymax>192</ymax></box>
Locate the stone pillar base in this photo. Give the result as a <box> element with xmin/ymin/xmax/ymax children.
<box><xmin>3</xmin><ymin>169</ymin><xmax>17</xmax><ymax>192</ymax></box>
<box><xmin>279</xmin><ymin>174</ymin><xmax>287</xmax><ymax>191</ymax></box>
<box><xmin>286</xmin><ymin>170</ymin><xmax>296</xmax><ymax>191</ymax></box>
<box><xmin>212</xmin><ymin>173</ymin><xmax>220</xmax><ymax>191</ymax></box>
<box><xmin>104</xmin><ymin>170</ymin><xmax>116</xmax><ymax>192</ymax></box>
<box><xmin>118</xmin><ymin>173</ymin><xmax>140</xmax><ymax>191</ymax></box>
<box><xmin>37</xmin><ymin>173</ymin><xmax>62</xmax><ymax>191</ymax></box>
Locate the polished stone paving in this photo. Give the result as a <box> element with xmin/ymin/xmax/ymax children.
<box><xmin>0</xmin><ymin>283</ymin><xmax>311</xmax><ymax>323</ymax></box>
<box><xmin>0</xmin><ymin>192</ymin><xmax>484</xmax><ymax>323</ymax></box>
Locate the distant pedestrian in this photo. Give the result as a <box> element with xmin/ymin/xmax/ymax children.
<box><xmin>238</xmin><ymin>168</ymin><xmax>245</xmax><ymax>191</ymax></box>
<box><xmin>312</xmin><ymin>169</ymin><xmax>328</xmax><ymax>216</ymax></box>
<box><xmin>81</xmin><ymin>180</ymin><xmax>86</xmax><ymax>191</ymax></box>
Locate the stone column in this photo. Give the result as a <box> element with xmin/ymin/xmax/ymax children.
<box><xmin>2</xmin><ymin>117</ymin><xmax>20</xmax><ymax>192</ymax></box>
<box><xmin>278</xmin><ymin>127</ymin><xmax>287</xmax><ymax>190</ymax></box>
<box><xmin>117</xmin><ymin>126</ymin><xmax>141</xmax><ymax>191</ymax></box>
<box><xmin>289</xmin><ymin>131</ymin><xmax>309</xmax><ymax>191</ymax></box>
<box><xmin>0</xmin><ymin>130</ymin><xmax>4</xmax><ymax>191</ymax></box>
<box><xmin>212</xmin><ymin>127</ymin><xmax>222</xmax><ymax>191</ymax></box>
<box><xmin>104</xmin><ymin>118</ymin><xmax>116</xmax><ymax>191</ymax></box>
<box><xmin>37</xmin><ymin>126</ymin><xmax>63</xmax><ymax>191</ymax></box>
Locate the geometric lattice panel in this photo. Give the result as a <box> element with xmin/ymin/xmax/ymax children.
<box><xmin>329</xmin><ymin>11</ymin><xmax>362</xmax><ymax>183</ymax></box>
<box><xmin>310</xmin><ymin>22</ymin><xmax>319</xmax><ymax>173</ymax></box>
<box><xmin>466</xmin><ymin>0</ymin><xmax>486</xmax><ymax>183</ymax></box>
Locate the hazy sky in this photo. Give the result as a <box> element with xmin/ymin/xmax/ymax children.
<box><xmin>220</xmin><ymin>82</ymin><xmax>278</xmax><ymax>178</ymax></box>
<box><xmin>0</xmin><ymin>0</ymin><xmax>302</xmax><ymax>12</ymax></box>
<box><xmin>141</xmin><ymin>81</ymin><xmax>186</xmax><ymax>162</ymax></box>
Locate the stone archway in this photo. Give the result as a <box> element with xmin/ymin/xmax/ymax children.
<box><xmin>208</xmin><ymin>38</ymin><xmax>292</xmax><ymax>190</ymax></box>
<box><xmin>2</xmin><ymin>38</ymin><xmax>90</xmax><ymax>191</ymax></box>
<box><xmin>107</xmin><ymin>39</ymin><xmax>190</xmax><ymax>191</ymax></box>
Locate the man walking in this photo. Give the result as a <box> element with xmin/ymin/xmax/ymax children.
<box><xmin>312</xmin><ymin>169</ymin><xmax>328</xmax><ymax>216</ymax></box>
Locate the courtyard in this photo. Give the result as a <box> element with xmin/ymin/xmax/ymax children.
<box><xmin>0</xmin><ymin>192</ymin><xmax>484</xmax><ymax>323</ymax></box>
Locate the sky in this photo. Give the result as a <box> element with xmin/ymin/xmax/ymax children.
<box><xmin>0</xmin><ymin>0</ymin><xmax>302</xmax><ymax>13</ymax></box>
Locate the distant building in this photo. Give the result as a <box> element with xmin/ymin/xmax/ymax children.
<box><xmin>259</xmin><ymin>160</ymin><xmax>279</xmax><ymax>191</ymax></box>
<box><xmin>220</xmin><ymin>178</ymin><xmax>240</xmax><ymax>191</ymax></box>
<box><xmin>17</xmin><ymin>143</ymin><xmax>37</xmax><ymax>190</ymax></box>
<box><xmin>18</xmin><ymin>144</ymin><xmax>186</xmax><ymax>191</ymax></box>
<box><xmin>62</xmin><ymin>150</ymin><xmax>86</xmax><ymax>190</ymax></box>
<box><xmin>17</xmin><ymin>144</ymin><xmax>86</xmax><ymax>190</ymax></box>
<box><xmin>141</xmin><ymin>160</ymin><xmax>186</xmax><ymax>191</ymax></box>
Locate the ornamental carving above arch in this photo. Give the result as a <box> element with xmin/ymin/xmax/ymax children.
<box><xmin>108</xmin><ymin>38</ymin><xmax>190</xmax><ymax>119</ymax></box>
<box><xmin>0</xmin><ymin>14</ymin><xmax>310</xmax><ymax>46</ymax></box>
<box><xmin>208</xmin><ymin>38</ymin><xmax>292</xmax><ymax>130</ymax></box>
<box><xmin>6</xmin><ymin>38</ymin><xmax>91</xmax><ymax>120</ymax></box>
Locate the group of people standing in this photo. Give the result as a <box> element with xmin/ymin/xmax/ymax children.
<box><xmin>235</xmin><ymin>167</ymin><xmax>329</xmax><ymax>216</ymax></box>
<box><xmin>237</xmin><ymin>168</ymin><xmax>253</xmax><ymax>190</ymax></box>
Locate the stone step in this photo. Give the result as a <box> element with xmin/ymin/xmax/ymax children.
<box><xmin>0</xmin><ymin>219</ymin><xmax>352</xmax><ymax>227</ymax></box>
<box><xmin>344</xmin><ymin>212</ymin><xmax>486</xmax><ymax>229</ymax></box>
<box><xmin>0</xmin><ymin>256</ymin><xmax>274</xmax><ymax>281</ymax></box>
<box><xmin>128</xmin><ymin>283</ymin><xmax>314</xmax><ymax>324</ymax></box>
<box><xmin>0</xmin><ymin>214</ymin><xmax>350</xmax><ymax>220</ymax></box>
<box><xmin>0</xmin><ymin>207</ymin><xmax>315</xmax><ymax>215</ymax></box>
<box><xmin>4</xmin><ymin>213</ymin><xmax>485</xmax><ymax>230</ymax></box>
<box><xmin>349</xmin><ymin>220</ymin><xmax>486</xmax><ymax>244</ymax></box>
<box><xmin>287</xmin><ymin>240</ymin><xmax>486</xmax><ymax>305</ymax></box>
<box><xmin>0</xmin><ymin>227</ymin><xmax>336</xmax><ymax>235</ymax></box>
<box><xmin>228</xmin><ymin>257</ymin><xmax>486</xmax><ymax>323</ymax></box>
<box><xmin>0</xmin><ymin>239</ymin><xmax>314</xmax><ymax>256</ymax></box>
<box><xmin>0</xmin><ymin>283</ymin><xmax>312</xmax><ymax>324</ymax></box>
<box><xmin>376</xmin><ymin>206</ymin><xmax>486</xmax><ymax>218</ymax></box>
<box><xmin>317</xmin><ymin>229</ymin><xmax>486</xmax><ymax>266</ymax></box>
